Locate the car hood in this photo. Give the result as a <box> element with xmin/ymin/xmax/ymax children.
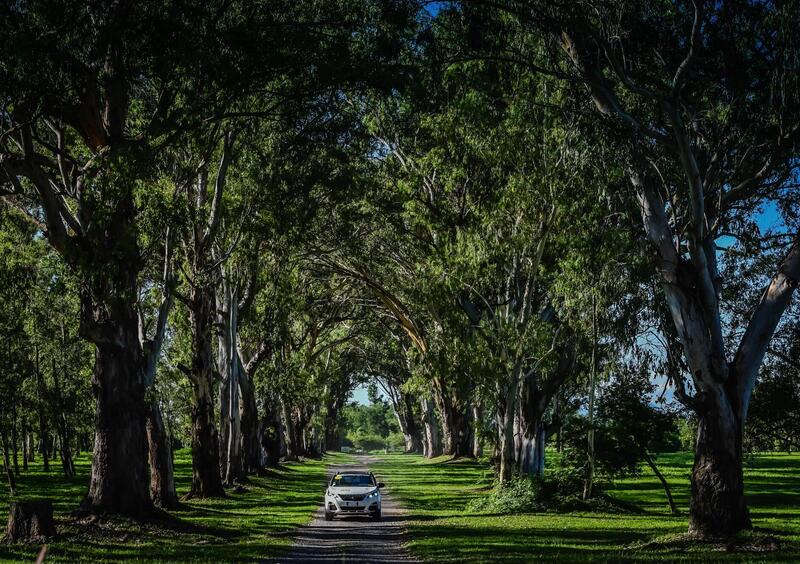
<box><xmin>328</xmin><ymin>486</ymin><xmax>377</xmax><ymax>495</ymax></box>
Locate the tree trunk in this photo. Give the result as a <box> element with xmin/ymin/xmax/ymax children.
<box><xmin>218</xmin><ymin>369</ymin><xmax>231</xmax><ymax>475</ymax></box>
<box><xmin>1</xmin><ymin>431</ymin><xmax>16</xmax><ymax>495</ymax></box>
<box><xmin>240</xmin><ymin>368</ymin><xmax>263</xmax><ymax>475</ymax></box>
<box><xmin>26</xmin><ymin>432</ymin><xmax>34</xmax><ymax>463</ymax></box>
<box><xmin>642</xmin><ymin>449</ymin><xmax>679</xmax><ymax>515</ymax></box>
<box><xmin>11</xmin><ymin>405</ymin><xmax>19</xmax><ymax>476</ymax></box>
<box><xmin>280</xmin><ymin>400</ymin><xmax>300</xmax><ymax>462</ymax></box>
<box><xmin>518</xmin><ymin>423</ymin><xmax>546</xmax><ymax>477</ymax></box>
<box><xmin>223</xmin><ymin>367</ymin><xmax>244</xmax><ymax>485</ymax></box>
<box><xmin>472</xmin><ymin>404</ymin><xmax>483</xmax><ymax>458</ymax></box>
<box><xmin>324</xmin><ymin>406</ymin><xmax>342</xmax><ymax>452</ymax></box>
<box><xmin>187</xmin><ymin>287</ymin><xmax>226</xmax><ymax>498</ymax></box>
<box><xmin>436</xmin><ymin>389</ymin><xmax>473</xmax><ymax>458</ymax></box>
<box><xmin>146</xmin><ymin>401</ymin><xmax>179</xmax><ymax>509</ymax></box>
<box><xmin>400</xmin><ymin>394</ymin><xmax>422</xmax><ymax>453</ymax></box>
<box><xmin>188</xmin><ymin>381</ymin><xmax>225</xmax><ymax>498</ymax></box>
<box><xmin>497</xmin><ymin>378</ymin><xmax>517</xmax><ymax>484</ymax></box>
<box><xmin>5</xmin><ymin>501</ymin><xmax>56</xmax><ymax>541</ymax></box>
<box><xmin>420</xmin><ymin>398</ymin><xmax>441</xmax><ymax>458</ymax></box>
<box><xmin>22</xmin><ymin>426</ymin><xmax>29</xmax><ymax>472</ymax></box>
<box><xmin>262</xmin><ymin>410</ymin><xmax>282</xmax><ymax>468</ymax></box>
<box><xmin>688</xmin><ymin>390</ymin><xmax>750</xmax><ymax>536</ymax></box>
<box><xmin>80</xmin><ymin>334</ymin><xmax>153</xmax><ymax>516</ymax></box>
<box><xmin>583</xmin><ymin>293</ymin><xmax>598</xmax><ymax>500</ymax></box>
<box><xmin>35</xmin><ymin>351</ymin><xmax>49</xmax><ymax>473</ymax></box>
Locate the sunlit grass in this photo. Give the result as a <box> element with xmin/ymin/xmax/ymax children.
<box><xmin>0</xmin><ymin>449</ymin><xmax>351</xmax><ymax>563</ymax></box>
<box><xmin>371</xmin><ymin>451</ymin><xmax>800</xmax><ymax>562</ymax></box>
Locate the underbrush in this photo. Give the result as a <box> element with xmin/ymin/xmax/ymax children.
<box><xmin>466</xmin><ymin>469</ymin><xmax>641</xmax><ymax>515</ymax></box>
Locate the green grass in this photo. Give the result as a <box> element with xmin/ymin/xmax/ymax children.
<box><xmin>0</xmin><ymin>449</ymin><xmax>349</xmax><ymax>563</ymax></box>
<box><xmin>371</xmin><ymin>452</ymin><xmax>800</xmax><ymax>562</ymax></box>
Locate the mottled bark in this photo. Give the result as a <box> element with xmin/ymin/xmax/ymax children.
<box><xmin>497</xmin><ymin>375</ymin><xmax>518</xmax><ymax>484</ymax></box>
<box><xmin>186</xmin><ymin>286</ymin><xmax>225</xmax><ymax>498</ymax></box>
<box><xmin>420</xmin><ymin>398</ymin><xmax>441</xmax><ymax>458</ymax></box>
<box><xmin>472</xmin><ymin>404</ymin><xmax>483</xmax><ymax>458</ymax></box>
<box><xmin>518</xmin><ymin>423</ymin><xmax>545</xmax><ymax>477</ymax></box>
<box><xmin>80</xmin><ymin>333</ymin><xmax>152</xmax><ymax>516</ymax></box>
<box><xmin>262</xmin><ymin>401</ymin><xmax>282</xmax><ymax>467</ymax></box>
<box><xmin>2</xmin><ymin>431</ymin><xmax>16</xmax><ymax>495</ymax></box>
<box><xmin>146</xmin><ymin>401</ymin><xmax>179</xmax><ymax>509</ymax></box>
<box><xmin>5</xmin><ymin>501</ymin><xmax>56</xmax><ymax>541</ymax></box>
<box><xmin>688</xmin><ymin>390</ymin><xmax>749</xmax><ymax>536</ymax></box>
<box><xmin>280</xmin><ymin>400</ymin><xmax>300</xmax><ymax>461</ymax></box>
<box><xmin>434</xmin><ymin>380</ymin><xmax>473</xmax><ymax>458</ymax></box>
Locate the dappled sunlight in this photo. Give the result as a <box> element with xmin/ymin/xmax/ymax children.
<box><xmin>370</xmin><ymin>452</ymin><xmax>800</xmax><ymax>562</ymax></box>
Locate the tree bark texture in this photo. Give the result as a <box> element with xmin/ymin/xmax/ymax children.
<box><xmin>420</xmin><ymin>398</ymin><xmax>441</xmax><ymax>458</ymax></box>
<box><xmin>6</xmin><ymin>501</ymin><xmax>56</xmax><ymax>541</ymax></box>
<box><xmin>81</xmin><ymin>332</ymin><xmax>153</xmax><ymax>516</ymax></box>
<box><xmin>187</xmin><ymin>286</ymin><xmax>225</xmax><ymax>498</ymax></box>
<box><xmin>146</xmin><ymin>401</ymin><xmax>179</xmax><ymax>509</ymax></box>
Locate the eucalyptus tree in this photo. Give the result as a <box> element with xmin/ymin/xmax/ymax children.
<box><xmin>457</xmin><ymin>0</ymin><xmax>800</xmax><ymax>536</ymax></box>
<box><xmin>172</xmin><ymin>129</ymin><xmax>236</xmax><ymax>498</ymax></box>
<box><xmin>0</xmin><ymin>0</ymin><xmax>294</xmax><ymax>516</ymax></box>
<box><xmin>0</xmin><ymin>0</ymin><xmax>422</xmax><ymax>516</ymax></box>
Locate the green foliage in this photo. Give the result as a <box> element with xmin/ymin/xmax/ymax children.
<box><xmin>371</xmin><ymin>452</ymin><xmax>800</xmax><ymax>562</ymax></box>
<box><xmin>677</xmin><ymin>418</ymin><xmax>698</xmax><ymax>453</ymax></box>
<box><xmin>340</xmin><ymin>399</ymin><xmax>399</xmax><ymax>450</ymax></box>
<box><xmin>0</xmin><ymin>449</ymin><xmax>351</xmax><ymax>562</ymax></box>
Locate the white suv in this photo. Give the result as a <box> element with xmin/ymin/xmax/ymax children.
<box><xmin>324</xmin><ymin>471</ymin><xmax>384</xmax><ymax>521</ymax></box>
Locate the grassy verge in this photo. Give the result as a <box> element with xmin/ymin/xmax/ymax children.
<box><xmin>0</xmin><ymin>449</ymin><xmax>349</xmax><ymax>562</ymax></box>
<box><xmin>370</xmin><ymin>452</ymin><xmax>800</xmax><ymax>562</ymax></box>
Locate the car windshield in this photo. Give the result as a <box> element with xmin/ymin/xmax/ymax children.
<box><xmin>330</xmin><ymin>474</ymin><xmax>374</xmax><ymax>487</ymax></box>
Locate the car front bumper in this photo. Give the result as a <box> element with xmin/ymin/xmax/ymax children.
<box><xmin>325</xmin><ymin>497</ymin><xmax>381</xmax><ymax>515</ymax></box>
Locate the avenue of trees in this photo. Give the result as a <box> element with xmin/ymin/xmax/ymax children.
<box><xmin>1</xmin><ymin>0</ymin><xmax>799</xmax><ymax>542</ymax></box>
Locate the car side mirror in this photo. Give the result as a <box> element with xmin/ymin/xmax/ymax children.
<box><xmin>377</xmin><ymin>482</ymin><xmax>385</xmax><ymax>489</ymax></box>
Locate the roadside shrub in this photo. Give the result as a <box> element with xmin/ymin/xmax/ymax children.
<box><xmin>387</xmin><ymin>432</ymin><xmax>406</xmax><ymax>451</ymax></box>
<box><xmin>678</xmin><ymin>417</ymin><xmax>697</xmax><ymax>452</ymax></box>
<box><xmin>349</xmin><ymin>432</ymin><xmax>386</xmax><ymax>452</ymax></box>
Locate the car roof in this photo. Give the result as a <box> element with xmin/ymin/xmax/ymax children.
<box><xmin>335</xmin><ymin>471</ymin><xmax>372</xmax><ymax>476</ymax></box>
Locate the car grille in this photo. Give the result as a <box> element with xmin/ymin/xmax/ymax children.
<box><xmin>339</xmin><ymin>494</ymin><xmax>366</xmax><ymax>502</ymax></box>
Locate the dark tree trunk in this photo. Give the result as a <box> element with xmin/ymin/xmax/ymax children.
<box><xmin>189</xmin><ymin>389</ymin><xmax>225</xmax><ymax>498</ymax></box>
<box><xmin>146</xmin><ymin>401</ymin><xmax>179</xmax><ymax>509</ymax></box>
<box><xmin>40</xmin><ymin>433</ymin><xmax>49</xmax><ymax>473</ymax></box>
<box><xmin>262</xmin><ymin>421</ymin><xmax>281</xmax><ymax>468</ymax></box>
<box><xmin>688</xmin><ymin>391</ymin><xmax>750</xmax><ymax>537</ymax></box>
<box><xmin>11</xmin><ymin>405</ymin><xmax>19</xmax><ymax>476</ymax></box>
<box><xmin>186</xmin><ymin>288</ymin><xmax>225</xmax><ymax>498</ymax></box>
<box><xmin>81</xmin><ymin>335</ymin><xmax>153</xmax><ymax>516</ymax></box>
<box><xmin>518</xmin><ymin>423</ymin><xmax>546</xmax><ymax>477</ymax></box>
<box><xmin>6</xmin><ymin>501</ymin><xmax>56</xmax><ymax>541</ymax></box>
<box><xmin>642</xmin><ymin>450</ymin><xmax>679</xmax><ymax>515</ymax></box>
<box><xmin>280</xmin><ymin>400</ymin><xmax>301</xmax><ymax>461</ymax></box>
<box><xmin>2</xmin><ymin>431</ymin><xmax>16</xmax><ymax>495</ymax></box>
<box><xmin>324</xmin><ymin>407</ymin><xmax>342</xmax><ymax>452</ymax></box>
<box><xmin>435</xmin><ymin>384</ymin><xmax>473</xmax><ymax>458</ymax></box>
<box><xmin>36</xmin><ymin>355</ymin><xmax>49</xmax><ymax>473</ymax></box>
<box><xmin>240</xmin><ymin>371</ymin><xmax>262</xmax><ymax>475</ymax></box>
<box><xmin>399</xmin><ymin>394</ymin><xmax>422</xmax><ymax>454</ymax></box>
<box><xmin>22</xmin><ymin>425</ymin><xmax>29</xmax><ymax>472</ymax></box>
<box><xmin>218</xmin><ymin>370</ymin><xmax>231</xmax><ymax>475</ymax></box>
<box><xmin>420</xmin><ymin>398</ymin><xmax>441</xmax><ymax>458</ymax></box>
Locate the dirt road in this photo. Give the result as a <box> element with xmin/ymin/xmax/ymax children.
<box><xmin>271</xmin><ymin>455</ymin><xmax>418</xmax><ymax>563</ymax></box>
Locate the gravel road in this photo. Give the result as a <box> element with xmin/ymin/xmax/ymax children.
<box><xmin>270</xmin><ymin>455</ymin><xmax>419</xmax><ymax>563</ymax></box>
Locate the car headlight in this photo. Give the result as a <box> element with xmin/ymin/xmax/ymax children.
<box><xmin>366</xmin><ymin>489</ymin><xmax>380</xmax><ymax>499</ymax></box>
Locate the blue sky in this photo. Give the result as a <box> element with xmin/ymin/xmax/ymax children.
<box><xmin>349</xmin><ymin>383</ymin><xmax>375</xmax><ymax>405</ymax></box>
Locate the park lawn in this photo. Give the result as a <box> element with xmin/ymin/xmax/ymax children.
<box><xmin>0</xmin><ymin>449</ymin><xmax>349</xmax><ymax>563</ymax></box>
<box><xmin>371</xmin><ymin>451</ymin><xmax>800</xmax><ymax>562</ymax></box>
